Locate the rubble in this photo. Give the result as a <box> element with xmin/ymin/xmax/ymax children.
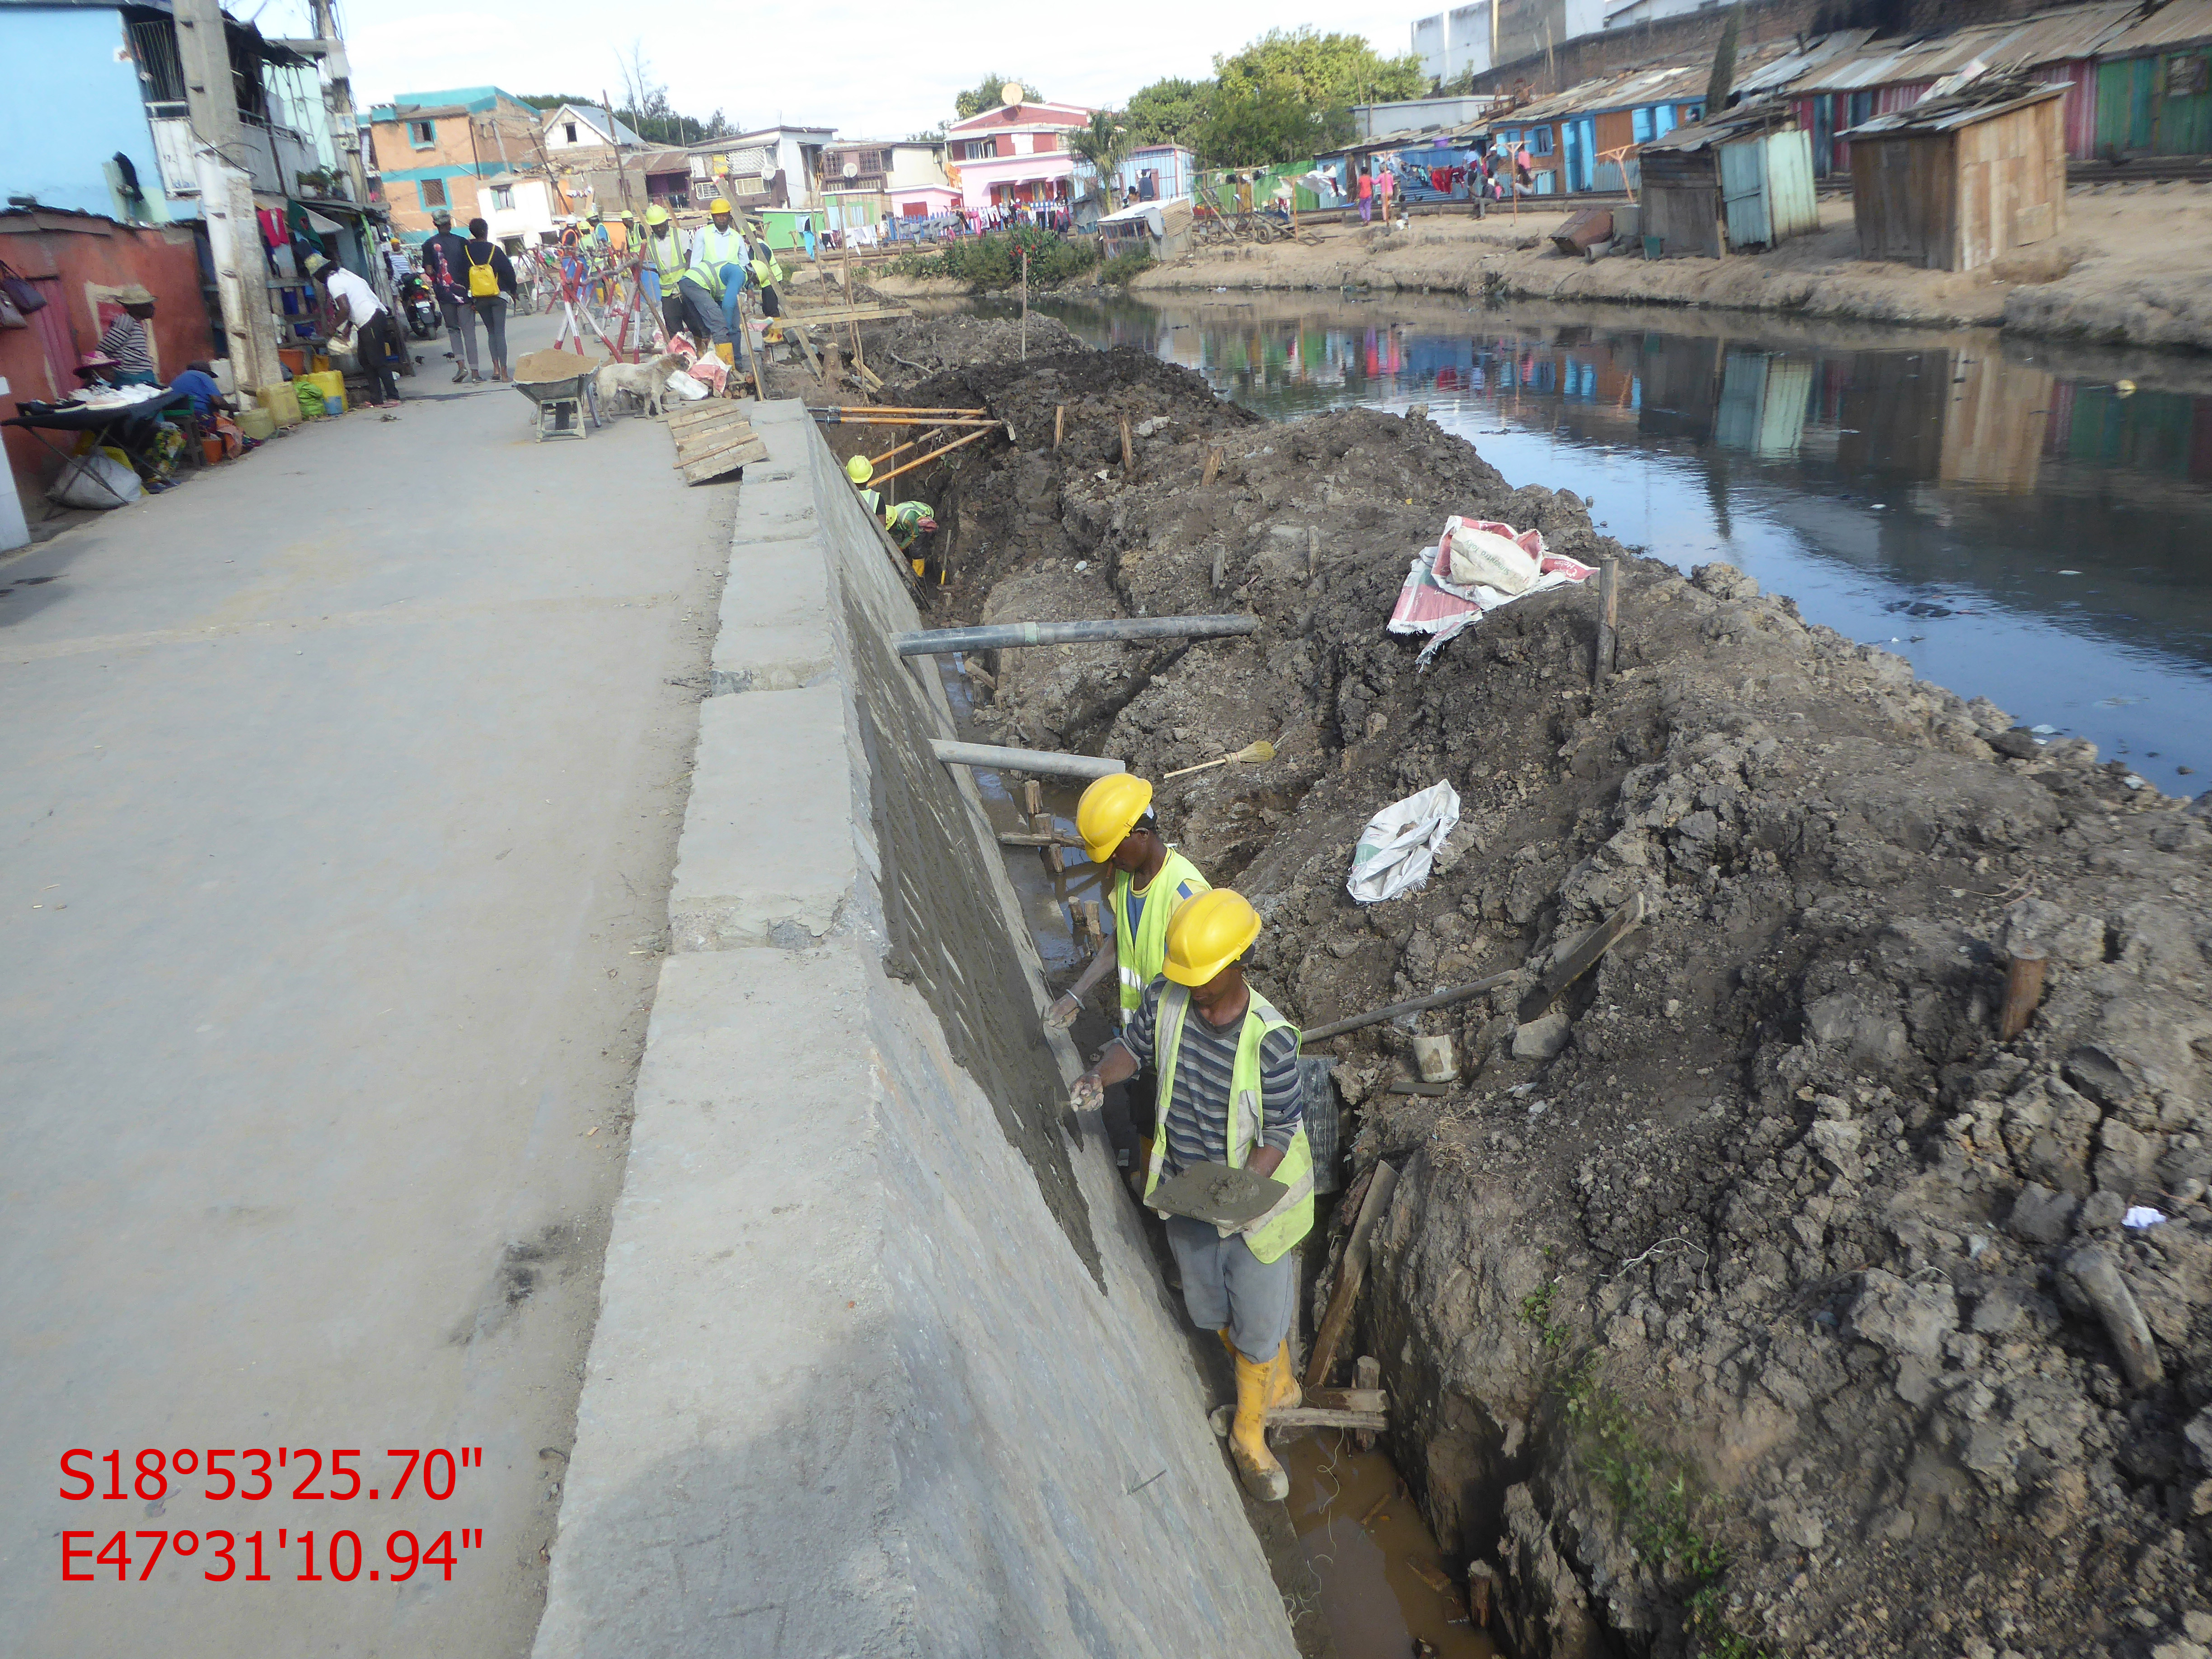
<box><xmin>869</xmin><ymin>326</ymin><xmax>2212</xmax><ymax>1659</ymax></box>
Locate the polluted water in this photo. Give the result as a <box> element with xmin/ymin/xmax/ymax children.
<box><xmin>1284</xmin><ymin>1437</ymin><xmax>1495</xmax><ymax>1659</ymax></box>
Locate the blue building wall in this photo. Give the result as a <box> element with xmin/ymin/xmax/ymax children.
<box><xmin>0</xmin><ymin>6</ymin><xmax>181</xmax><ymax>220</ymax></box>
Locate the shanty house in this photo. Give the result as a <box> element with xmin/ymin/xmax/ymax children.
<box><xmin>1638</xmin><ymin>101</ymin><xmax>1815</xmax><ymax>258</ymax></box>
<box><xmin>2093</xmin><ymin>0</ymin><xmax>2212</xmax><ymax>157</ymax></box>
<box><xmin>1843</xmin><ymin>80</ymin><xmax>2067</xmax><ymax>270</ymax></box>
<box><xmin>1097</xmin><ymin>196</ymin><xmax>1194</xmax><ymax>261</ymax></box>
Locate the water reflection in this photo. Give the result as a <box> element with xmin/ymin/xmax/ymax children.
<box><xmin>1024</xmin><ymin>293</ymin><xmax>2212</xmax><ymax>789</ymax></box>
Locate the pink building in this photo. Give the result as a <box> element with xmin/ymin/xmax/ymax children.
<box><xmin>944</xmin><ymin>99</ymin><xmax>1093</xmax><ymax>209</ymax></box>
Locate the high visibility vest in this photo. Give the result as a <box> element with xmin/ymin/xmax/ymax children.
<box><xmin>647</xmin><ymin>228</ymin><xmax>687</xmax><ymax>280</ymax></box>
<box><xmin>1143</xmin><ymin>984</ymin><xmax>1312</xmax><ymax>1264</ymax></box>
<box><xmin>885</xmin><ymin>500</ymin><xmax>930</xmax><ymax>547</ymax></box>
<box><xmin>1112</xmin><ymin>849</ymin><xmax>1209</xmax><ymax>1023</ymax></box>
<box><xmin>855</xmin><ymin>486</ymin><xmax>881</xmax><ymax>516</ymax></box>
<box><xmin>686</xmin><ymin>225</ymin><xmax>745</xmax><ymax>294</ymax></box>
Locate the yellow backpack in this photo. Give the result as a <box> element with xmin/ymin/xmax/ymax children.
<box><xmin>465</xmin><ymin>245</ymin><xmax>499</xmax><ymax>298</ymax></box>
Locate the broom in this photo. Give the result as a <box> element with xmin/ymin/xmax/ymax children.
<box><xmin>1164</xmin><ymin>740</ymin><xmax>1276</xmax><ymax>780</ymax></box>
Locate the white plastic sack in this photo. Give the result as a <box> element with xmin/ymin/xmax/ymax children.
<box><xmin>48</xmin><ymin>451</ymin><xmax>142</xmax><ymax>509</ymax></box>
<box><xmin>1347</xmin><ymin>780</ymin><xmax>1461</xmax><ymax>904</ymax></box>
<box><xmin>1445</xmin><ymin>520</ymin><xmax>1540</xmax><ymax>593</ymax></box>
<box><xmin>662</xmin><ymin>369</ymin><xmax>710</xmax><ymax>402</ymax></box>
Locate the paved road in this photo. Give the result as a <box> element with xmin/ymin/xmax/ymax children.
<box><xmin>0</xmin><ymin>317</ymin><xmax>729</xmax><ymax>1657</ymax></box>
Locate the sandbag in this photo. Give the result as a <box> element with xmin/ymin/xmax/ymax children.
<box><xmin>661</xmin><ymin>369</ymin><xmax>710</xmax><ymax>402</ymax></box>
<box><xmin>1443</xmin><ymin>518</ymin><xmax>1541</xmax><ymax>593</ymax></box>
<box><xmin>1347</xmin><ymin>780</ymin><xmax>1461</xmax><ymax>904</ymax></box>
<box><xmin>49</xmin><ymin>451</ymin><xmax>142</xmax><ymax>509</ymax></box>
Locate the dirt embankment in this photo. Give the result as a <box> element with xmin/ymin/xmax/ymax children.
<box><xmin>865</xmin><ymin>316</ymin><xmax>2212</xmax><ymax>1659</ymax></box>
<box><xmin>1120</xmin><ymin>183</ymin><xmax>2212</xmax><ymax>354</ymax></box>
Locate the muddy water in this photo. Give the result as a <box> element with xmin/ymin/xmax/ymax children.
<box><xmin>1012</xmin><ymin>291</ymin><xmax>2212</xmax><ymax>792</ymax></box>
<box><xmin>1284</xmin><ymin>1439</ymin><xmax>1498</xmax><ymax>1659</ymax></box>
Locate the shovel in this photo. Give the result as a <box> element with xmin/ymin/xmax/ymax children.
<box><xmin>1164</xmin><ymin>739</ymin><xmax>1276</xmax><ymax>780</ymax></box>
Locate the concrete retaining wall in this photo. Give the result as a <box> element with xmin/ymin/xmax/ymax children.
<box><xmin>531</xmin><ymin>400</ymin><xmax>1298</xmax><ymax>1659</ymax></box>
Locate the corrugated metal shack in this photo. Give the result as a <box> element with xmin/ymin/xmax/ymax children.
<box><xmin>1639</xmin><ymin>100</ymin><xmax>1818</xmax><ymax>258</ymax></box>
<box><xmin>2093</xmin><ymin>0</ymin><xmax>2212</xmax><ymax>157</ymax></box>
<box><xmin>1843</xmin><ymin>79</ymin><xmax>2069</xmax><ymax>269</ymax></box>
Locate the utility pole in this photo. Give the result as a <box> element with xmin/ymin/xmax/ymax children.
<box><xmin>174</xmin><ymin>0</ymin><xmax>282</xmax><ymax>395</ymax></box>
<box><xmin>309</xmin><ymin>0</ymin><xmax>370</xmax><ymax>205</ymax></box>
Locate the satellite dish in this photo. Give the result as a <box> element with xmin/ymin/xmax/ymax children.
<box><xmin>843</xmin><ymin>160</ymin><xmax>859</xmax><ymax>179</ymax></box>
<box><xmin>999</xmin><ymin>81</ymin><xmax>1023</xmax><ymax>107</ymax></box>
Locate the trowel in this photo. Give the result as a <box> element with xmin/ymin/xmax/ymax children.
<box><xmin>1145</xmin><ymin>1161</ymin><xmax>1286</xmax><ymax>1228</ymax></box>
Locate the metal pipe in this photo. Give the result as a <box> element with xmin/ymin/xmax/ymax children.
<box><xmin>1300</xmin><ymin>972</ymin><xmax>1518</xmax><ymax>1043</ymax></box>
<box><xmin>895</xmin><ymin>614</ymin><xmax>1261</xmax><ymax>657</ymax></box>
<box><xmin>929</xmin><ymin>740</ymin><xmax>1125</xmax><ymax>781</ymax></box>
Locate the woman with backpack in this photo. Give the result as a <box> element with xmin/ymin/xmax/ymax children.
<box><xmin>461</xmin><ymin>219</ymin><xmax>518</xmax><ymax>382</ymax></box>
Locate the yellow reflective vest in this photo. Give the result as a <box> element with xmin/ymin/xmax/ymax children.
<box><xmin>647</xmin><ymin>227</ymin><xmax>687</xmax><ymax>281</ymax></box>
<box><xmin>685</xmin><ymin>224</ymin><xmax>747</xmax><ymax>295</ymax></box>
<box><xmin>1142</xmin><ymin>984</ymin><xmax>1313</xmax><ymax>1264</ymax></box>
<box><xmin>1112</xmin><ymin>849</ymin><xmax>1208</xmax><ymax>1023</ymax></box>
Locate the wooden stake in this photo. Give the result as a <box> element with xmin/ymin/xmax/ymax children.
<box><xmin>1305</xmin><ymin>1162</ymin><xmax>1399</xmax><ymax>1389</ymax></box>
<box><xmin>1032</xmin><ymin>811</ymin><xmax>1062</xmax><ymax>873</ymax></box>
<box><xmin>1594</xmin><ymin>557</ymin><xmax>1618</xmax><ymax>689</ymax></box>
<box><xmin>1120</xmin><ymin>416</ymin><xmax>1135</xmax><ymax>478</ymax></box>
<box><xmin>1515</xmin><ymin>891</ymin><xmax>1648</xmax><ymax>1024</ymax></box>
<box><xmin>1353</xmin><ymin>1356</ymin><xmax>1382</xmax><ymax>1451</ymax></box>
<box><xmin>1308</xmin><ymin>524</ymin><xmax>1320</xmax><ymax>582</ymax></box>
<box><xmin>1020</xmin><ymin>779</ymin><xmax>1042</xmax><ymax>816</ymax></box>
<box><xmin>1202</xmin><ymin>445</ymin><xmax>1223</xmax><ymax>487</ymax></box>
<box><xmin>1054</xmin><ymin>403</ymin><xmax>1064</xmax><ymax>450</ymax></box>
<box><xmin>2001</xmin><ymin>947</ymin><xmax>2047</xmax><ymax>1041</ymax></box>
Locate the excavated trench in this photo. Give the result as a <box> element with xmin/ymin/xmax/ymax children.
<box><xmin>817</xmin><ymin>315</ymin><xmax>2212</xmax><ymax>1659</ymax></box>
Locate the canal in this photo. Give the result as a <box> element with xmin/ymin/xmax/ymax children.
<box><xmin>1013</xmin><ymin>290</ymin><xmax>2212</xmax><ymax>791</ymax></box>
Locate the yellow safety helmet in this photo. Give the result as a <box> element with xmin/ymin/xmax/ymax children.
<box><xmin>709</xmin><ymin>197</ymin><xmax>732</xmax><ymax>214</ymax></box>
<box><xmin>1163</xmin><ymin>889</ymin><xmax>1261</xmax><ymax>987</ymax></box>
<box><xmin>845</xmin><ymin>455</ymin><xmax>874</xmax><ymax>484</ymax></box>
<box><xmin>645</xmin><ymin>204</ymin><xmax>671</xmax><ymax>225</ymax></box>
<box><xmin>1075</xmin><ymin>772</ymin><xmax>1153</xmax><ymax>865</ymax></box>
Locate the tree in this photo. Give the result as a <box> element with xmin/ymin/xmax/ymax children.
<box><xmin>1068</xmin><ymin>109</ymin><xmax>1133</xmax><ymax>203</ymax></box>
<box><xmin>1126</xmin><ymin>77</ymin><xmax>1211</xmax><ymax>146</ymax></box>
<box><xmin>954</xmin><ymin>73</ymin><xmax>1041</xmax><ymax>119</ymax></box>
<box><xmin>1213</xmin><ymin>27</ymin><xmax>1425</xmax><ymax>110</ymax></box>
<box><xmin>1197</xmin><ymin>83</ymin><xmax>1351</xmax><ymax>168</ymax></box>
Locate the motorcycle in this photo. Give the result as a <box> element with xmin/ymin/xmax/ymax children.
<box><xmin>398</xmin><ymin>274</ymin><xmax>439</xmax><ymax>340</ymax></box>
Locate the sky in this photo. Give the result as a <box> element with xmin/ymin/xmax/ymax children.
<box><xmin>286</xmin><ymin>0</ymin><xmax>1427</xmax><ymax>139</ymax></box>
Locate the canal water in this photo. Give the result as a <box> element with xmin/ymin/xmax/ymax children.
<box><xmin>1016</xmin><ymin>291</ymin><xmax>2212</xmax><ymax>792</ymax></box>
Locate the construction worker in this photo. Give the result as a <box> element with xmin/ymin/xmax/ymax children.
<box><xmin>744</xmin><ymin>223</ymin><xmax>787</xmax><ymax>319</ymax></box>
<box><xmin>612</xmin><ymin>208</ymin><xmax>635</xmax><ymax>254</ymax></box>
<box><xmin>680</xmin><ymin>197</ymin><xmax>749</xmax><ymax>345</ymax></box>
<box><xmin>1069</xmin><ymin>890</ymin><xmax>1310</xmax><ymax>1501</ymax></box>
<box><xmin>641</xmin><ymin>205</ymin><xmax>687</xmax><ymax>337</ymax></box>
<box><xmin>1050</xmin><ymin>772</ymin><xmax>1209</xmax><ymax>1033</ymax></box>
<box><xmin>883</xmin><ymin>498</ymin><xmax>938</xmax><ymax>578</ymax></box>
<box><xmin>845</xmin><ymin>455</ymin><xmax>881</xmax><ymax>515</ymax></box>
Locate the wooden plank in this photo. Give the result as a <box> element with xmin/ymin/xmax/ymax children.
<box><xmin>1264</xmin><ymin>1406</ymin><xmax>1387</xmax><ymax>1432</ymax></box>
<box><xmin>1304</xmin><ymin>1385</ymin><xmax>1386</xmax><ymax>1414</ymax></box>
<box><xmin>680</xmin><ymin>436</ymin><xmax>769</xmax><ymax>484</ymax></box>
<box><xmin>1352</xmin><ymin>1356</ymin><xmax>1382</xmax><ymax>1450</ymax></box>
<box><xmin>672</xmin><ymin>428</ymin><xmax>760</xmax><ymax>469</ymax></box>
<box><xmin>788</xmin><ymin>323</ymin><xmax>827</xmax><ymax>383</ymax></box>
<box><xmin>1514</xmin><ymin>891</ymin><xmax>1648</xmax><ymax>1023</ymax></box>
<box><xmin>669</xmin><ymin>412</ymin><xmax>754</xmax><ymax>443</ymax></box>
<box><xmin>667</xmin><ymin>406</ymin><xmax>750</xmax><ymax>435</ymax></box>
<box><xmin>1303</xmin><ymin>1162</ymin><xmax>1399</xmax><ymax>1389</ymax></box>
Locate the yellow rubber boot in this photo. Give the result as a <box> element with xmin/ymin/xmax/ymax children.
<box><xmin>1230</xmin><ymin>1349</ymin><xmax>1289</xmax><ymax>1502</ymax></box>
<box><xmin>1267</xmin><ymin>1339</ymin><xmax>1302</xmax><ymax>1411</ymax></box>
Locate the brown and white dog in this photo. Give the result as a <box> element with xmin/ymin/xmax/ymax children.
<box><xmin>593</xmin><ymin>352</ymin><xmax>681</xmax><ymax>418</ymax></box>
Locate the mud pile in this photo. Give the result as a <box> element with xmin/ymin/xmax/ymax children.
<box><xmin>862</xmin><ymin>311</ymin><xmax>1082</xmax><ymax>381</ymax></box>
<box><xmin>878</xmin><ymin>342</ymin><xmax>2212</xmax><ymax>1659</ymax></box>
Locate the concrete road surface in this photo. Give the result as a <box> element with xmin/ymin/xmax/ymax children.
<box><xmin>0</xmin><ymin>316</ymin><xmax>731</xmax><ymax>1657</ymax></box>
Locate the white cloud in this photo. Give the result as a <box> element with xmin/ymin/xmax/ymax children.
<box><xmin>344</xmin><ymin>0</ymin><xmax>1425</xmax><ymax>139</ymax></box>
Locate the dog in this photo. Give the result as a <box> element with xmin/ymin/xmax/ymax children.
<box><xmin>593</xmin><ymin>352</ymin><xmax>681</xmax><ymax>418</ymax></box>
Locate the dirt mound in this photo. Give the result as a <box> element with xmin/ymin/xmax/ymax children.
<box><xmin>860</xmin><ymin>311</ymin><xmax>1083</xmax><ymax>380</ymax></box>
<box><xmin>932</xmin><ymin>340</ymin><xmax>2212</xmax><ymax>1659</ymax></box>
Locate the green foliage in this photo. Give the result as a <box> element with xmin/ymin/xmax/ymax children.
<box><xmin>1099</xmin><ymin>250</ymin><xmax>1154</xmax><ymax>285</ymax></box>
<box><xmin>955</xmin><ymin>73</ymin><xmax>1042</xmax><ymax>119</ymax></box>
<box><xmin>1126</xmin><ymin>77</ymin><xmax>1213</xmax><ymax>146</ymax></box>
<box><xmin>1197</xmin><ymin>84</ymin><xmax>1350</xmax><ymax>168</ymax></box>
<box><xmin>1214</xmin><ymin>26</ymin><xmax>1426</xmax><ymax>108</ymax></box>
<box><xmin>886</xmin><ymin>227</ymin><xmax>1096</xmax><ymax>291</ymax></box>
<box><xmin>1069</xmin><ymin>111</ymin><xmax>1134</xmax><ymax>204</ymax></box>
<box><xmin>1519</xmin><ymin>1281</ymin><xmax>1570</xmax><ymax>1349</ymax></box>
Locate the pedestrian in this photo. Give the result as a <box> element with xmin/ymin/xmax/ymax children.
<box><xmin>641</xmin><ymin>204</ymin><xmax>688</xmax><ymax>340</ymax></box>
<box><xmin>1357</xmin><ymin>165</ymin><xmax>1374</xmax><ymax>224</ymax></box>
<box><xmin>1069</xmin><ymin>890</ymin><xmax>1311</xmax><ymax>1501</ymax></box>
<box><xmin>98</xmin><ymin>286</ymin><xmax>160</xmax><ymax>385</ymax></box>
<box><xmin>419</xmin><ymin>208</ymin><xmax>480</xmax><ymax>382</ymax></box>
<box><xmin>460</xmin><ymin>217</ymin><xmax>516</xmax><ymax>381</ymax></box>
<box><xmin>1376</xmin><ymin>162</ymin><xmax>1396</xmax><ymax>221</ymax></box>
<box><xmin>1050</xmin><ymin>773</ymin><xmax>1210</xmax><ymax>1179</ymax></box>
<box><xmin>306</xmin><ymin>253</ymin><xmax>403</xmax><ymax>408</ymax></box>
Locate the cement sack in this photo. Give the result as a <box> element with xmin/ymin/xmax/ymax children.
<box><xmin>48</xmin><ymin>451</ymin><xmax>141</xmax><ymax>509</ymax></box>
<box><xmin>662</xmin><ymin>369</ymin><xmax>710</xmax><ymax>402</ymax></box>
<box><xmin>1347</xmin><ymin>780</ymin><xmax>1461</xmax><ymax>904</ymax></box>
<box><xmin>1443</xmin><ymin>518</ymin><xmax>1541</xmax><ymax>593</ymax></box>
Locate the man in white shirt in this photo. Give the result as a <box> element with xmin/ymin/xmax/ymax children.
<box><xmin>307</xmin><ymin>253</ymin><xmax>404</xmax><ymax>407</ymax></box>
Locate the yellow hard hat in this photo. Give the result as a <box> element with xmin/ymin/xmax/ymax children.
<box><xmin>1164</xmin><ymin>889</ymin><xmax>1261</xmax><ymax>987</ymax></box>
<box><xmin>645</xmin><ymin>204</ymin><xmax>671</xmax><ymax>225</ymax></box>
<box><xmin>845</xmin><ymin>455</ymin><xmax>874</xmax><ymax>484</ymax></box>
<box><xmin>710</xmin><ymin>197</ymin><xmax>732</xmax><ymax>214</ymax></box>
<box><xmin>1076</xmin><ymin>772</ymin><xmax>1153</xmax><ymax>864</ymax></box>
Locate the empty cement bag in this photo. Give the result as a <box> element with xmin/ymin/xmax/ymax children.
<box><xmin>48</xmin><ymin>450</ymin><xmax>142</xmax><ymax>509</ymax></box>
<box><xmin>1443</xmin><ymin>517</ymin><xmax>1541</xmax><ymax>594</ymax></box>
<box><xmin>661</xmin><ymin>369</ymin><xmax>709</xmax><ymax>402</ymax></box>
<box><xmin>1347</xmin><ymin>779</ymin><xmax>1460</xmax><ymax>904</ymax></box>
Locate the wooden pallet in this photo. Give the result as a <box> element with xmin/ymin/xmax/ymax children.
<box><xmin>669</xmin><ymin>404</ymin><xmax>766</xmax><ymax>484</ymax></box>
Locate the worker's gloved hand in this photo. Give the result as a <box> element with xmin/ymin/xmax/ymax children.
<box><xmin>1044</xmin><ymin>993</ymin><xmax>1082</xmax><ymax>1030</ymax></box>
<box><xmin>1069</xmin><ymin>1072</ymin><xmax>1105</xmax><ymax>1115</ymax></box>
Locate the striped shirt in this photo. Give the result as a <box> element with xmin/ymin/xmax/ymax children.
<box><xmin>99</xmin><ymin>315</ymin><xmax>154</xmax><ymax>375</ymax></box>
<box><xmin>1119</xmin><ymin>982</ymin><xmax>1302</xmax><ymax>1178</ymax></box>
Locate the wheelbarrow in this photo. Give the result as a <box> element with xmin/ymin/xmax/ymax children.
<box><xmin>513</xmin><ymin>364</ymin><xmax>600</xmax><ymax>441</ymax></box>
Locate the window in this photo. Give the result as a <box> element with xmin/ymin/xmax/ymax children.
<box><xmin>491</xmin><ymin>184</ymin><xmax>514</xmax><ymax>211</ymax></box>
<box><xmin>1632</xmin><ymin>107</ymin><xmax>1653</xmax><ymax>143</ymax></box>
<box><xmin>563</xmin><ymin>122</ymin><xmax>578</xmax><ymax>143</ymax></box>
<box><xmin>1529</xmin><ymin>126</ymin><xmax>1554</xmax><ymax>155</ymax></box>
<box><xmin>420</xmin><ymin>178</ymin><xmax>447</xmax><ymax>208</ymax></box>
<box><xmin>408</xmin><ymin>119</ymin><xmax>435</xmax><ymax>148</ymax></box>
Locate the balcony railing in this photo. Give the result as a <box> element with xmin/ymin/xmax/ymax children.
<box><xmin>149</xmin><ymin>112</ymin><xmax>318</xmax><ymax>198</ymax></box>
